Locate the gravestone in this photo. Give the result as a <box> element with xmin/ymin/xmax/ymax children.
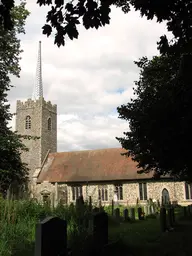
<box><xmin>123</xmin><ymin>209</ymin><xmax>129</xmax><ymax>221</ymax></box>
<box><xmin>130</xmin><ymin>208</ymin><xmax>135</xmax><ymax>221</ymax></box>
<box><xmin>114</xmin><ymin>208</ymin><xmax>120</xmax><ymax>220</ymax></box>
<box><xmin>160</xmin><ymin>207</ymin><xmax>167</xmax><ymax>232</ymax></box>
<box><xmin>88</xmin><ymin>196</ymin><xmax>92</xmax><ymax>212</ymax></box>
<box><xmin>168</xmin><ymin>208</ymin><xmax>173</xmax><ymax>228</ymax></box>
<box><xmin>171</xmin><ymin>207</ymin><xmax>175</xmax><ymax>223</ymax></box>
<box><xmin>34</xmin><ymin>216</ymin><xmax>67</xmax><ymax>256</ymax></box>
<box><xmin>93</xmin><ymin>212</ymin><xmax>108</xmax><ymax>251</ymax></box>
<box><xmin>190</xmin><ymin>205</ymin><xmax>192</xmax><ymax>215</ymax></box>
<box><xmin>111</xmin><ymin>200</ymin><xmax>114</xmax><ymax>216</ymax></box>
<box><xmin>76</xmin><ymin>196</ymin><xmax>85</xmax><ymax>227</ymax></box>
<box><xmin>138</xmin><ymin>207</ymin><xmax>144</xmax><ymax>220</ymax></box>
<box><xmin>183</xmin><ymin>206</ymin><xmax>187</xmax><ymax>217</ymax></box>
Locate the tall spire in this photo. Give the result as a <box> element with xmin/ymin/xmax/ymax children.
<box><xmin>32</xmin><ymin>41</ymin><xmax>43</xmax><ymax>100</ymax></box>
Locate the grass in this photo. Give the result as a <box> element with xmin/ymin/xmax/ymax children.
<box><xmin>108</xmin><ymin>206</ymin><xmax>192</xmax><ymax>256</ymax></box>
<box><xmin>0</xmin><ymin>197</ymin><xmax>91</xmax><ymax>256</ymax></box>
<box><xmin>0</xmin><ymin>196</ymin><xmax>191</xmax><ymax>256</ymax></box>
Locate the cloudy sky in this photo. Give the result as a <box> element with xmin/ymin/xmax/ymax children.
<box><xmin>8</xmin><ymin>0</ymin><xmax>171</xmax><ymax>152</ymax></box>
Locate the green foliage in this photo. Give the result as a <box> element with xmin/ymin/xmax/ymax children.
<box><xmin>0</xmin><ymin>1</ymin><xmax>30</xmax><ymax>195</ymax></box>
<box><xmin>0</xmin><ymin>198</ymin><xmax>93</xmax><ymax>255</ymax></box>
<box><xmin>117</xmin><ymin>53</ymin><xmax>192</xmax><ymax>181</ymax></box>
<box><xmin>36</xmin><ymin>0</ymin><xmax>192</xmax><ymax>52</ymax></box>
<box><xmin>1</xmin><ymin>1</ymin><xmax>192</xmax><ymax>53</ymax></box>
<box><xmin>1</xmin><ymin>0</ymin><xmax>192</xmax><ymax>50</ymax></box>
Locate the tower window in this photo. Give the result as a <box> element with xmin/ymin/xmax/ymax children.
<box><xmin>48</xmin><ymin>117</ymin><xmax>51</xmax><ymax>130</ymax></box>
<box><xmin>25</xmin><ymin>116</ymin><xmax>31</xmax><ymax>129</ymax></box>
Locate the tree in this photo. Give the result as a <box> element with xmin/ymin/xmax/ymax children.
<box><xmin>116</xmin><ymin>53</ymin><xmax>192</xmax><ymax>181</ymax></box>
<box><xmin>37</xmin><ymin>0</ymin><xmax>192</xmax><ymax>52</ymax></box>
<box><xmin>0</xmin><ymin>1</ymin><xmax>30</xmax><ymax>196</ymax></box>
<box><xmin>1</xmin><ymin>1</ymin><xmax>192</xmax><ymax>52</ymax></box>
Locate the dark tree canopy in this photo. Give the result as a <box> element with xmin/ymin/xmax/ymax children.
<box><xmin>1</xmin><ymin>0</ymin><xmax>192</xmax><ymax>52</ymax></box>
<box><xmin>117</xmin><ymin>54</ymin><xmax>192</xmax><ymax>181</ymax></box>
<box><xmin>37</xmin><ymin>0</ymin><xmax>192</xmax><ymax>53</ymax></box>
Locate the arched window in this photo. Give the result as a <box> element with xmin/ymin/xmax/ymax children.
<box><xmin>48</xmin><ymin>117</ymin><xmax>52</xmax><ymax>130</ymax></box>
<box><xmin>25</xmin><ymin>116</ymin><xmax>31</xmax><ymax>129</ymax></box>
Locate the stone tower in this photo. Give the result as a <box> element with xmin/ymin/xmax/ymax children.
<box><xmin>15</xmin><ymin>41</ymin><xmax>57</xmax><ymax>180</ymax></box>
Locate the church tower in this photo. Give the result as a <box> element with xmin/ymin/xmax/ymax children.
<box><xmin>15</xmin><ymin>41</ymin><xmax>57</xmax><ymax>180</ymax></box>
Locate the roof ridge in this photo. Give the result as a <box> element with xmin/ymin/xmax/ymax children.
<box><xmin>50</xmin><ymin>147</ymin><xmax>124</xmax><ymax>155</ymax></box>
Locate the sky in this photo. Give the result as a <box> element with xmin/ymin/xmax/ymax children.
<box><xmin>8</xmin><ymin>0</ymin><xmax>171</xmax><ymax>152</ymax></box>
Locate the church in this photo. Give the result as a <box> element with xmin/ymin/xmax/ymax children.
<box><xmin>15</xmin><ymin>42</ymin><xmax>192</xmax><ymax>207</ymax></box>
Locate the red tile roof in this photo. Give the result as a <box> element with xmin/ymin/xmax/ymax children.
<box><xmin>37</xmin><ymin>148</ymin><xmax>157</xmax><ymax>183</ymax></box>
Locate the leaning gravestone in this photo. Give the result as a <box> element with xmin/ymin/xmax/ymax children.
<box><xmin>93</xmin><ymin>212</ymin><xmax>108</xmax><ymax>251</ymax></box>
<box><xmin>34</xmin><ymin>216</ymin><xmax>67</xmax><ymax>256</ymax></box>
<box><xmin>130</xmin><ymin>208</ymin><xmax>135</xmax><ymax>221</ymax></box>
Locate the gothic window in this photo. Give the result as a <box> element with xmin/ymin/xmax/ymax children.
<box><xmin>114</xmin><ymin>184</ymin><xmax>123</xmax><ymax>200</ymax></box>
<box><xmin>185</xmin><ymin>182</ymin><xmax>192</xmax><ymax>200</ymax></box>
<box><xmin>139</xmin><ymin>183</ymin><xmax>148</xmax><ymax>200</ymax></box>
<box><xmin>48</xmin><ymin>117</ymin><xmax>51</xmax><ymax>130</ymax></box>
<box><xmin>25</xmin><ymin>116</ymin><xmax>31</xmax><ymax>129</ymax></box>
<box><xmin>71</xmin><ymin>185</ymin><xmax>83</xmax><ymax>201</ymax></box>
<box><xmin>98</xmin><ymin>185</ymin><xmax>108</xmax><ymax>201</ymax></box>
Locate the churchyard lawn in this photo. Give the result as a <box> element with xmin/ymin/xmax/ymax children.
<box><xmin>0</xmin><ymin>197</ymin><xmax>191</xmax><ymax>256</ymax></box>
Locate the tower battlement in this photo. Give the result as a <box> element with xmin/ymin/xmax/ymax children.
<box><xmin>16</xmin><ymin>97</ymin><xmax>57</xmax><ymax>113</ymax></box>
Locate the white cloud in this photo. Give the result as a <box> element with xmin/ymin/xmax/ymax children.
<box><xmin>8</xmin><ymin>1</ymin><xmax>172</xmax><ymax>151</ymax></box>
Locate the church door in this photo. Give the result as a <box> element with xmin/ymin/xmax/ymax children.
<box><xmin>161</xmin><ymin>188</ymin><xmax>170</xmax><ymax>205</ymax></box>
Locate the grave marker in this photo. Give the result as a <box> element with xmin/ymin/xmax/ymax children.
<box><xmin>93</xmin><ymin>212</ymin><xmax>108</xmax><ymax>251</ymax></box>
<box><xmin>34</xmin><ymin>216</ymin><xmax>67</xmax><ymax>256</ymax></box>
<box><xmin>130</xmin><ymin>208</ymin><xmax>135</xmax><ymax>221</ymax></box>
<box><xmin>168</xmin><ymin>208</ymin><xmax>173</xmax><ymax>228</ymax></box>
<box><xmin>114</xmin><ymin>208</ymin><xmax>120</xmax><ymax>220</ymax></box>
<box><xmin>111</xmin><ymin>200</ymin><xmax>114</xmax><ymax>216</ymax></box>
<box><xmin>123</xmin><ymin>209</ymin><xmax>129</xmax><ymax>221</ymax></box>
<box><xmin>138</xmin><ymin>207</ymin><xmax>144</xmax><ymax>220</ymax></box>
<box><xmin>160</xmin><ymin>207</ymin><xmax>167</xmax><ymax>232</ymax></box>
